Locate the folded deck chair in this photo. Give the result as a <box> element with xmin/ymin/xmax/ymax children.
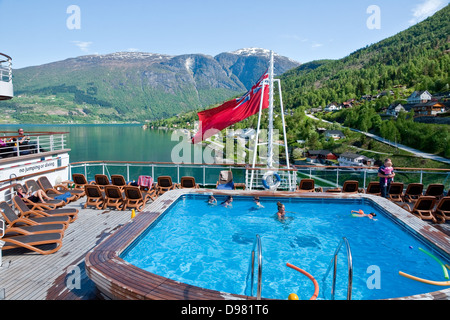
<box><xmin>387</xmin><ymin>182</ymin><xmax>404</xmax><ymax>202</ymax></box>
<box><xmin>24</xmin><ymin>180</ymin><xmax>68</xmax><ymax>207</ymax></box>
<box><xmin>341</xmin><ymin>180</ymin><xmax>359</xmax><ymax>194</ymax></box>
<box><xmin>365</xmin><ymin>181</ymin><xmax>381</xmax><ymax>196</ymax></box>
<box><xmin>216</xmin><ymin>171</ymin><xmax>235</xmax><ymax>190</ymax></box>
<box><xmin>403</xmin><ymin>183</ymin><xmax>424</xmax><ymax>203</ymax></box>
<box><xmin>38</xmin><ymin>176</ymin><xmax>85</xmax><ymax>200</ymax></box>
<box><xmin>94</xmin><ymin>174</ymin><xmax>111</xmax><ymax>190</ymax></box>
<box><xmin>1</xmin><ymin>232</ymin><xmax>64</xmax><ymax>255</ymax></box>
<box><xmin>178</xmin><ymin>176</ymin><xmax>199</xmax><ymax>189</ymax></box>
<box><xmin>111</xmin><ymin>174</ymin><xmax>132</xmax><ymax>191</ymax></box>
<box><xmin>399</xmin><ymin>196</ymin><xmax>437</xmax><ymax>223</ymax></box>
<box><xmin>434</xmin><ymin>196</ymin><xmax>450</xmax><ymax>224</ymax></box>
<box><xmin>123</xmin><ymin>186</ymin><xmax>152</xmax><ymax>212</ymax></box>
<box><xmin>156</xmin><ymin>176</ymin><xmax>176</xmax><ymax>195</ymax></box>
<box><xmin>424</xmin><ymin>184</ymin><xmax>445</xmax><ymax>200</ymax></box>
<box><xmin>296</xmin><ymin>179</ymin><xmax>317</xmax><ymax>193</ymax></box>
<box><xmin>104</xmin><ymin>186</ymin><xmax>125</xmax><ymax>210</ymax></box>
<box><xmin>13</xmin><ymin>195</ymin><xmax>78</xmax><ymax>223</ymax></box>
<box><xmin>72</xmin><ymin>173</ymin><xmax>94</xmax><ymax>190</ymax></box>
<box><xmin>84</xmin><ymin>185</ymin><xmax>106</xmax><ymax>210</ymax></box>
<box><xmin>0</xmin><ymin>201</ymin><xmax>69</xmax><ymax>232</ymax></box>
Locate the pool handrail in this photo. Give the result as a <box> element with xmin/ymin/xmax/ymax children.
<box><xmin>249</xmin><ymin>234</ymin><xmax>263</xmax><ymax>300</ymax></box>
<box><xmin>322</xmin><ymin>237</ymin><xmax>353</xmax><ymax>300</ymax></box>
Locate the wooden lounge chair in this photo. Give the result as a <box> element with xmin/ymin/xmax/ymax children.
<box><xmin>94</xmin><ymin>174</ymin><xmax>111</xmax><ymax>190</ymax></box>
<box><xmin>399</xmin><ymin>196</ymin><xmax>437</xmax><ymax>223</ymax></box>
<box><xmin>1</xmin><ymin>232</ymin><xmax>64</xmax><ymax>255</ymax></box>
<box><xmin>0</xmin><ymin>201</ymin><xmax>69</xmax><ymax>232</ymax></box>
<box><xmin>38</xmin><ymin>176</ymin><xmax>85</xmax><ymax>200</ymax></box>
<box><xmin>104</xmin><ymin>186</ymin><xmax>125</xmax><ymax>210</ymax></box>
<box><xmin>123</xmin><ymin>186</ymin><xmax>152</xmax><ymax>212</ymax></box>
<box><xmin>296</xmin><ymin>179</ymin><xmax>321</xmax><ymax>193</ymax></box>
<box><xmin>72</xmin><ymin>173</ymin><xmax>94</xmax><ymax>190</ymax></box>
<box><xmin>24</xmin><ymin>179</ymin><xmax>69</xmax><ymax>207</ymax></box>
<box><xmin>403</xmin><ymin>183</ymin><xmax>424</xmax><ymax>203</ymax></box>
<box><xmin>111</xmin><ymin>174</ymin><xmax>132</xmax><ymax>191</ymax></box>
<box><xmin>13</xmin><ymin>195</ymin><xmax>78</xmax><ymax>223</ymax></box>
<box><xmin>84</xmin><ymin>185</ymin><xmax>105</xmax><ymax>210</ymax></box>
<box><xmin>365</xmin><ymin>181</ymin><xmax>381</xmax><ymax>196</ymax></box>
<box><xmin>156</xmin><ymin>176</ymin><xmax>176</xmax><ymax>195</ymax></box>
<box><xmin>178</xmin><ymin>176</ymin><xmax>199</xmax><ymax>189</ymax></box>
<box><xmin>332</xmin><ymin>180</ymin><xmax>359</xmax><ymax>194</ymax></box>
<box><xmin>216</xmin><ymin>171</ymin><xmax>235</xmax><ymax>190</ymax></box>
<box><xmin>387</xmin><ymin>182</ymin><xmax>404</xmax><ymax>202</ymax></box>
<box><xmin>434</xmin><ymin>197</ymin><xmax>450</xmax><ymax>224</ymax></box>
<box><xmin>424</xmin><ymin>184</ymin><xmax>445</xmax><ymax>200</ymax></box>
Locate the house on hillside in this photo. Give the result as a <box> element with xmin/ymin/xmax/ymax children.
<box><xmin>324</xmin><ymin>130</ymin><xmax>346</xmax><ymax>140</ymax></box>
<box><xmin>386</xmin><ymin>103</ymin><xmax>405</xmax><ymax>117</ymax></box>
<box><xmin>409</xmin><ymin>101</ymin><xmax>446</xmax><ymax>116</ymax></box>
<box><xmin>324</xmin><ymin>103</ymin><xmax>340</xmax><ymax>112</ymax></box>
<box><xmin>407</xmin><ymin>91</ymin><xmax>432</xmax><ymax>104</ymax></box>
<box><xmin>338</xmin><ymin>152</ymin><xmax>375</xmax><ymax>167</ymax></box>
<box><xmin>306</xmin><ymin>150</ymin><xmax>338</xmax><ymax>163</ymax></box>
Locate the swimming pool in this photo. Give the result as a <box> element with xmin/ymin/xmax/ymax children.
<box><xmin>120</xmin><ymin>194</ymin><xmax>450</xmax><ymax>300</ymax></box>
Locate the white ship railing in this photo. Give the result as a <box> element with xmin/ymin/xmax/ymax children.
<box><xmin>0</xmin><ymin>131</ymin><xmax>69</xmax><ymax>159</ymax></box>
<box><xmin>0</xmin><ymin>53</ymin><xmax>13</xmax><ymax>100</ymax></box>
<box><xmin>68</xmin><ymin>161</ymin><xmax>450</xmax><ymax>191</ymax></box>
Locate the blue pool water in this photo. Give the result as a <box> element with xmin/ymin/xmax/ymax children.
<box><xmin>121</xmin><ymin>195</ymin><xmax>450</xmax><ymax>300</ymax></box>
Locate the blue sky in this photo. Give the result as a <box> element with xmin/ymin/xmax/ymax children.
<box><xmin>1</xmin><ymin>0</ymin><xmax>448</xmax><ymax>69</ymax></box>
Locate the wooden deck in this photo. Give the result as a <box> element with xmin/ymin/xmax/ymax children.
<box><xmin>0</xmin><ymin>197</ymin><xmax>136</xmax><ymax>300</ymax></box>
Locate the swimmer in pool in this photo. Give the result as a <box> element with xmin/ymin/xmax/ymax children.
<box><xmin>253</xmin><ymin>196</ymin><xmax>264</xmax><ymax>208</ymax></box>
<box><xmin>351</xmin><ymin>209</ymin><xmax>377</xmax><ymax>220</ymax></box>
<box><xmin>222</xmin><ymin>196</ymin><xmax>233</xmax><ymax>207</ymax></box>
<box><xmin>276</xmin><ymin>201</ymin><xmax>286</xmax><ymax>220</ymax></box>
<box><xmin>207</xmin><ymin>195</ymin><xmax>217</xmax><ymax>205</ymax></box>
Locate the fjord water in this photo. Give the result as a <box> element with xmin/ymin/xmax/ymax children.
<box><xmin>0</xmin><ymin>124</ymin><xmax>200</xmax><ymax>163</ymax></box>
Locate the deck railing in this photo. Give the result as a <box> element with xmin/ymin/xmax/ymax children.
<box><xmin>68</xmin><ymin>161</ymin><xmax>450</xmax><ymax>192</ymax></box>
<box><xmin>0</xmin><ymin>53</ymin><xmax>12</xmax><ymax>83</ymax></box>
<box><xmin>0</xmin><ymin>131</ymin><xmax>69</xmax><ymax>159</ymax></box>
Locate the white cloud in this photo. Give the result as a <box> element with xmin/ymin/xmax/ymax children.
<box><xmin>311</xmin><ymin>43</ymin><xmax>323</xmax><ymax>49</ymax></box>
<box><xmin>126</xmin><ymin>48</ymin><xmax>140</xmax><ymax>52</ymax></box>
<box><xmin>72</xmin><ymin>41</ymin><xmax>93</xmax><ymax>53</ymax></box>
<box><xmin>409</xmin><ymin>0</ymin><xmax>446</xmax><ymax>25</ymax></box>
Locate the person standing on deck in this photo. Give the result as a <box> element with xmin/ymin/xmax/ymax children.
<box><xmin>378</xmin><ymin>158</ymin><xmax>395</xmax><ymax>198</ymax></box>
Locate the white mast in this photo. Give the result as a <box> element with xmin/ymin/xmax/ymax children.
<box><xmin>267</xmin><ymin>50</ymin><xmax>275</xmax><ymax>169</ymax></box>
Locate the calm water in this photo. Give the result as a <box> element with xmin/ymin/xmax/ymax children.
<box><xmin>122</xmin><ymin>195</ymin><xmax>449</xmax><ymax>300</ymax></box>
<box><xmin>0</xmin><ymin>124</ymin><xmax>200</xmax><ymax>163</ymax></box>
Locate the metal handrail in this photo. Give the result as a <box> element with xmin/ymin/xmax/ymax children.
<box><xmin>249</xmin><ymin>234</ymin><xmax>262</xmax><ymax>300</ymax></box>
<box><xmin>322</xmin><ymin>237</ymin><xmax>353</xmax><ymax>300</ymax></box>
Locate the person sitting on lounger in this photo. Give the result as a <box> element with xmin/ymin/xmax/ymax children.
<box><xmin>15</xmin><ymin>185</ymin><xmax>52</xmax><ymax>203</ymax></box>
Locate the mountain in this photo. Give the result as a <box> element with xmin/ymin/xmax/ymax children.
<box><xmin>280</xmin><ymin>5</ymin><xmax>450</xmax><ymax>109</ymax></box>
<box><xmin>3</xmin><ymin>49</ymin><xmax>300</xmax><ymax>123</ymax></box>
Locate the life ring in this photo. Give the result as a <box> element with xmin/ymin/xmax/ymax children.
<box><xmin>262</xmin><ymin>171</ymin><xmax>281</xmax><ymax>190</ymax></box>
<box><xmin>286</xmin><ymin>263</ymin><xmax>319</xmax><ymax>300</ymax></box>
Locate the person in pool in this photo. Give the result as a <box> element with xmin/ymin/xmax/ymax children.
<box><xmin>351</xmin><ymin>209</ymin><xmax>377</xmax><ymax>220</ymax></box>
<box><xmin>222</xmin><ymin>196</ymin><xmax>233</xmax><ymax>207</ymax></box>
<box><xmin>253</xmin><ymin>196</ymin><xmax>264</xmax><ymax>208</ymax></box>
<box><xmin>276</xmin><ymin>201</ymin><xmax>286</xmax><ymax>220</ymax></box>
<box><xmin>207</xmin><ymin>195</ymin><xmax>217</xmax><ymax>205</ymax></box>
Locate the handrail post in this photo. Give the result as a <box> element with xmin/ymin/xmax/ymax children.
<box><xmin>249</xmin><ymin>234</ymin><xmax>262</xmax><ymax>300</ymax></box>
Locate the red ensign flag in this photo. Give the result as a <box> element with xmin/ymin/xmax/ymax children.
<box><xmin>192</xmin><ymin>71</ymin><xmax>269</xmax><ymax>143</ymax></box>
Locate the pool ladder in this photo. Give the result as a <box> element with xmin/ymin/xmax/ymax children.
<box><xmin>322</xmin><ymin>237</ymin><xmax>353</xmax><ymax>300</ymax></box>
<box><xmin>248</xmin><ymin>234</ymin><xmax>263</xmax><ymax>300</ymax></box>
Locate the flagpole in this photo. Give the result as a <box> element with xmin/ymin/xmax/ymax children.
<box><xmin>267</xmin><ymin>51</ymin><xmax>275</xmax><ymax>169</ymax></box>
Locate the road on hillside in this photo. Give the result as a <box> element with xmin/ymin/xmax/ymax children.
<box><xmin>305</xmin><ymin>113</ymin><xmax>450</xmax><ymax>166</ymax></box>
